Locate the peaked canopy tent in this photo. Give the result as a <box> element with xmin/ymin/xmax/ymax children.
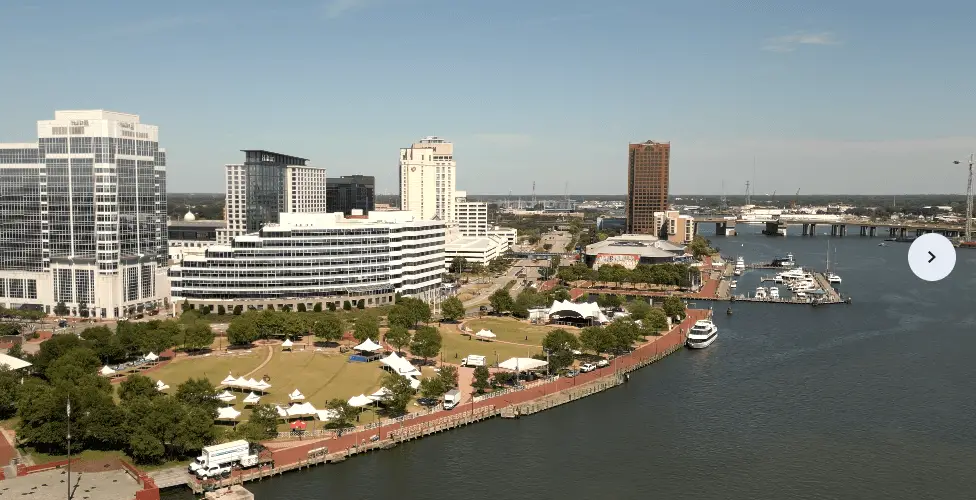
<box><xmin>354</xmin><ymin>338</ymin><xmax>383</xmax><ymax>352</ymax></box>
<box><xmin>100</xmin><ymin>365</ymin><xmax>116</xmax><ymax>376</ymax></box>
<box><xmin>216</xmin><ymin>406</ymin><xmax>241</xmax><ymax>420</ymax></box>
<box><xmin>220</xmin><ymin>373</ymin><xmax>238</xmax><ymax>386</ymax></box>
<box><xmin>368</xmin><ymin>387</ymin><xmax>393</xmax><ymax>402</ymax></box>
<box><xmin>251</xmin><ymin>379</ymin><xmax>272</xmax><ymax>392</ymax></box>
<box><xmin>0</xmin><ymin>353</ymin><xmax>31</xmax><ymax>371</ymax></box>
<box><xmin>286</xmin><ymin>402</ymin><xmax>317</xmax><ymax>418</ymax></box>
<box><xmin>498</xmin><ymin>357</ymin><xmax>548</xmax><ymax>372</ymax></box>
<box><xmin>289</xmin><ymin>389</ymin><xmax>306</xmax><ymax>401</ymax></box>
<box><xmin>216</xmin><ymin>390</ymin><xmax>237</xmax><ymax>402</ymax></box>
<box><xmin>379</xmin><ymin>352</ymin><xmax>422</xmax><ymax>377</ymax></box>
<box><xmin>282</xmin><ymin>338</ymin><xmax>294</xmax><ymax>350</ymax></box>
<box><xmin>155</xmin><ymin>380</ymin><xmax>170</xmax><ymax>391</ymax></box>
<box><xmin>347</xmin><ymin>394</ymin><xmax>373</xmax><ymax>408</ymax></box>
<box><xmin>144</xmin><ymin>352</ymin><xmax>159</xmax><ymax>362</ymax></box>
<box><xmin>242</xmin><ymin>392</ymin><xmax>261</xmax><ymax>405</ymax></box>
<box><xmin>546</xmin><ymin>300</ymin><xmax>610</xmax><ymax>325</ymax></box>
<box><xmin>475</xmin><ymin>330</ymin><xmax>496</xmax><ymax>341</ymax></box>
<box><xmin>315</xmin><ymin>408</ymin><xmax>340</xmax><ymax>421</ymax></box>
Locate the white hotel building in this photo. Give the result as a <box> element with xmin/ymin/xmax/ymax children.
<box><xmin>399</xmin><ymin>137</ymin><xmax>456</xmax><ymax>222</ymax></box>
<box><xmin>0</xmin><ymin>110</ymin><xmax>169</xmax><ymax>318</ymax></box>
<box><xmin>169</xmin><ymin>211</ymin><xmax>445</xmax><ymax>311</ymax></box>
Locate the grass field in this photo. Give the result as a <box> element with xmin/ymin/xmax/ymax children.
<box><xmin>463</xmin><ymin>317</ymin><xmax>573</xmax><ymax>346</ymax></box>
<box><xmin>439</xmin><ymin>326</ymin><xmax>544</xmax><ymax>363</ymax></box>
<box><xmin>150</xmin><ymin>350</ymin><xmax>266</xmax><ymax>389</ymax></box>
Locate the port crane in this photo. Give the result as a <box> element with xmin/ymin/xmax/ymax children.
<box><xmin>791</xmin><ymin>189</ymin><xmax>800</xmax><ymax>209</ymax></box>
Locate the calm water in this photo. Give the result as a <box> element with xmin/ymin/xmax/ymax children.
<box><xmin>165</xmin><ymin>230</ymin><xmax>976</xmax><ymax>499</ymax></box>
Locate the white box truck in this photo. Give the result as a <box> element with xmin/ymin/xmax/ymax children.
<box><xmin>443</xmin><ymin>388</ymin><xmax>461</xmax><ymax>410</ymax></box>
<box><xmin>461</xmin><ymin>355</ymin><xmax>486</xmax><ymax>367</ymax></box>
<box><xmin>190</xmin><ymin>440</ymin><xmax>257</xmax><ymax>476</ymax></box>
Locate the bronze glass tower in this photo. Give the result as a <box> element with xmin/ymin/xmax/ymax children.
<box><xmin>626</xmin><ymin>140</ymin><xmax>670</xmax><ymax>234</ymax></box>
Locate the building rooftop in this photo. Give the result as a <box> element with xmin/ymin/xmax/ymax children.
<box><xmin>0</xmin><ymin>468</ymin><xmax>141</xmax><ymax>500</ymax></box>
<box><xmin>445</xmin><ymin>235</ymin><xmax>507</xmax><ymax>252</ymax></box>
<box><xmin>585</xmin><ymin>234</ymin><xmax>685</xmax><ymax>258</ymax></box>
<box><xmin>167</xmin><ymin>220</ymin><xmax>226</xmax><ymax>228</ymax></box>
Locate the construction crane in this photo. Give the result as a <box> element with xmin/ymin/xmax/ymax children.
<box><xmin>791</xmin><ymin>189</ymin><xmax>800</xmax><ymax>209</ymax></box>
<box><xmin>771</xmin><ymin>190</ymin><xmax>777</xmax><ymax>205</ymax></box>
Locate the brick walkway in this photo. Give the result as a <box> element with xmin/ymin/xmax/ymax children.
<box><xmin>262</xmin><ymin>309</ymin><xmax>708</xmax><ymax>468</ymax></box>
<box><xmin>0</xmin><ymin>428</ymin><xmax>16</xmax><ymax>467</ymax></box>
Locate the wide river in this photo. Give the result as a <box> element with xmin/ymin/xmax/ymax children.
<box><xmin>164</xmin><ymin>229</ymin><xmax>976</xmax><ymax>499</ymax></box>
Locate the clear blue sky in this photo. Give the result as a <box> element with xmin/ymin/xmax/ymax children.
<box><xmin>2</xmin><ymin>0</ymin><xmax>975</xmax><ymax>195</ymax></box>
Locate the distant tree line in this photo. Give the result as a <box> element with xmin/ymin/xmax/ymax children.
<box><xmin>557</xmin><ymin>262</ymin><xmax>693</xmax><ymax>288</ymax></box>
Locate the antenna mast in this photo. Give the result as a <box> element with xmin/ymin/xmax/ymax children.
<box><xmin>720</xmin><ymin>180</ymin><xmax>728</xmax><ymax>211</ymax></box>
<box><xmin>532</xmin><ymin>181</ymin><xmax>537</xmax><ymax>209</ymax></box>
<box><xmin>745</xmin><ymin>181</ymin><xmax>751</xmax><ymax>206</ymax></box>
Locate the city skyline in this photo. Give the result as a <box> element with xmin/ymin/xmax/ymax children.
<box><xmin>2</xmin><ymin>0</ymin><xmax>976</xmax><ymax>195</ymax></box>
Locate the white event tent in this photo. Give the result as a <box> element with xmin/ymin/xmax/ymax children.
<box><xmin>315</xmin><ymin>409</ymin><xmax>340</xmax><ymax>421</ymax></box>
<box><xmin>251</xmin><ymin>379</ymin><xmax>272</xmax><ymax>392</ymax></box>
<box><xmin>220</xmin><ymin>373</ymin><xmax>237</xmax><ymax>386</ymax></box>
<box><xmin>347</xmin><ymin>394</ymin><xmax>372</xmax><ymax>407</ymax></box>
<box><xmin>0</xmin><ymin>353</ymin><xmax>31</xmax><ymax>371</ymax></box>
<box><xmin>144</xmin><ymin>352</ymin><xmax>159</xmax><ymax>362</ymax></box>
<box><xmin>216</xmin><ymin>390</ymin><xmax>237</xmax><ymax>402</ymax></box>
<box><xmin>282</xmin><ymin>338</ymin><xmax>294</xmax><ymax>350</ymax></box>
<box><xmin>368</xmin><ymin>387</ymin><xmax>392</xmax><ymax>402</ymax></box>
<box><xmin>274</xmin><ymin>405</ymin><xmax>289</xmax><ymax>419</ymax></box>
<box><xmin>289</xmin><ymin>389</ymin><xmax>306</xmax><ymax>401</ymax></box>
<box><xmin>498</xmin><ymin>357</ymin><xmax>548</xmax><ymax>372</ymax></box>
<box><xmin>379</xmin><ymin>352</ymin><xmax>422</xmax><ymax>377</ymax></box>
<box><xmin>155</xmin><ymin>380</ymin><xmax>170</xmax><ymax>391</ymax></box>
<box><xmin>354</xmin><ymin>338</ymin><xmax>383</xmax><ymax>352</ymax></box>
<box><xmin>100</xmin><ymin>365</ymin><xmax>116</xmax><ymax>376</ymax></box>
<box><xmin>547</xmin><ymin>300</ymin><xmax>610</xmax><ymax>324</ymax></box>
<box><xmin>217</xmin><ymin>406</ymin><xmax>241</xmax><ymax>420</ymax></box>
<box><xmin>475</xmin><ymin>330</ymin><xmax>497</xmax><ymax>340</ymax></box>
<box><xmin>286</xmin><ymin>402</ymin><xmax>317</xmax><ymax>418</ymax></box>
<box><xmin>242</xmin><ymin>392</ymin><xmax>261</xmax><ymax>405</ymax></box>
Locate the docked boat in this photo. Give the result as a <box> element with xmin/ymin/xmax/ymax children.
<box><xmin>827</xmin><ymin>273</ymin><xmax>842</xmax><ymax>284</ymax></box>
<box><xmin>771</xmin><ymin>253</ymin><xmax>795</xmax><ymax>267</ymax></box>
<box><xmin>769</xmin><ymin>287</ymin><xmax>780</xmax><ymax>299</ymax></box>
<box><xmin>755</xmin><ymin>287</ymin><xmax>768</xmax><ymax>300</ymax></box>
<box><xmin>730</xmin><ymin>280</ymin><xmax>737</xmax><ymax>289</ymax></box>
<box><xmin>878</xmin><ymin>242</ymin><xmax>886</xmax><ymax>247</ymax></box>
<box><xmin>825</xmin><ymin>241</ymin><xmax>842</xmax><ymax>285</ymax></box>
<box><xmin>686</xmin><ymin>320</ymin><xmax>718</xmax><ymax>349</ymax></box>
<box><xmin>795</xmin><ymin>291</ymin><xmax>808</xmax><ymax>301</ymax></box>
<box><xmin>734</xmin><ymin>256</ymin><xmax>745</xmax><ymax>276</ymax></box>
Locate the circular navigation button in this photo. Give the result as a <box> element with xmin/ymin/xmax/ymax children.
<box><xmin>908</xmin><ymin>233</ymin><xmax>956</xmax><ymax>282</ymax></box>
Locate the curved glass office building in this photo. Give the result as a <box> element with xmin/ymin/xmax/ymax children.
<box><xmin>169</xmin><ymin>211</ymin><xmax>445</xmax><ymax>311</ymax></box>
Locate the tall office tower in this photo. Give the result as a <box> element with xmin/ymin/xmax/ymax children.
<box><xmin>326</xmin><ymin>175</ymin><xmax>375</xmax><ymax>215</ymax></box>
<box><xmin>217</xmin><ymin>151</ymin><xmax>326</xmax><ymax>244</ymax></box>
<box><xmin>626</xmin><ymin>140</ymin><xmax>671</xmax><ymax>234</ymax></box>
<box><xmin>0</xmin><ymin>110</ymin><xmax>168</xmax><ymax>318</ymax></box>
<box><xmin>453</xmin><ymin>190</ymin><xmax>489</xmax><ymax>236</ymax></box>
<box><xmin>399</xmin><ymin>136</ymin><xmax>456</xmax><ymax>221</ymax></box>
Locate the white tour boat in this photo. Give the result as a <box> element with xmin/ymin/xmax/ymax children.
<box><xmin>755</xmin><ymin>287</ymin><xmax>768</xmax><ymax>300</ymax></box>
<box><xmin>734</xmin><ymin>256</ymin><xmax>745</xmax><ymax>276</ymax></box>
<box><xmin>827</xmin><ymin>273</ymin><xmax>842</xmax><ymax>284</ymax></box>
<box><xmin>769</xmin><ymin>287</ymin><xmax>780</xmax><ymax>299</ymax></box>
<box><xmin>686</xmin><ymin>320</ymin><xmax>718</xmax><ymax>349</ymax></box>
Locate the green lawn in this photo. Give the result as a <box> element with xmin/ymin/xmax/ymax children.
<box><xmin>439</xmin><ymin>327</ymin><xmax>544</xmax><ymax>364</ymax></box>
<box><xmin>463</xmin><ymin>317</ymin><xmax>571</xmax><ymax>346</ymax></box>
<box><xmin>149</xmin><ymin>350</ymin><xmax>266</xmax><ymax>390</ymax></box>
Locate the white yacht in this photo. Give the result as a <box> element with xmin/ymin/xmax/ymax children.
<box><xmin>755</xmin><ymin>287</ymin><xmax>768</xmax><ymax>300</ymax></box>
<box><xmin>827</xmin><ymin>273</ymin><xmax>842</xmax><ymax>285</ymax></box>
<box><xmin>730</xmin><ymin>280</ymin><xmax>737</xmax><ymax>289</ymax></box>
<box><xmin>795</xmin><ymin>291</ymin><xmax>808</xmax><ymax>301</ymax></box>
<box><xmin>686</xmin><ymin>320</ymin><xmax>718</xmax><ymax>349</ymax></box>
<box><xmin>734</xmin><ymin>256</ymin><xmax>745</xmax><ymax>276</ymax></box>
<box><xmin>825</xmin><ymin>241</ymin><xmax>842</xmax><ymax>285</ymax></box>
<box><xmin>769</xmin><ymin>287</ymin><xmax>780</xmax><ymax>299</ymax></box>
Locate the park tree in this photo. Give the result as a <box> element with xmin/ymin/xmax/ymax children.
<box><xmin>662</xmin><ymin>296</ymin><xmax>686</xmax><ymax>320</ymax></box>
<box><xmin>419</xmin><ymin>376</ymin><xmax>447</xmax><ymax>399</ymax></box>
<box><xmin>357</xmin><ymin>299</ymin><xmax>365</xmax><ymax>310</ymax></box>
<box><xmin>297</xmin><ymin>303</ymin><xmax>307</xmax><ymax>312</ymax></box>
<box><xmin>233</xmin><ymin>305</ymin><xmax>243</xmax><ymax>315</ymax></box>
<box><xmin>438</xmin><ymin>364</ymin><xmax>458</xmax><ymax>389</ymax></box>
<box><xmin>384</xmin><ymin>325</ymin><xmax>411</xmax><ymax>354</ymax></box>
<box><xmin>312</xmin><ymin>313</ymin><xmax>344</xmax><ymax>343</ymax></box>
<box><xmin>472</xmin><ymin>365</ymin><xmax>491</xmax><ymax>394</ymax></box>
<box><xmin>386</xmin><ymin>304</ymin><xmax>413</xmax><ymax>329</ymax></box>
<box><xmin>282</xmin><ymin>314</ymin><xmax>308</xmax><ymax>339</ymax></box>
<box><xmin>449</xmin><ymin>256</ymin><xmax>466</xmax><ymax>274</ymax></box>
<box><xmin>243</xmin><ymin>404</ymin><xmax>280</xmax><ymax>440</ymax></box>
<box><xmin>118</xmin><ymin>374</ymin><xmax>160</xmax><ymax>404</ymax></box>
<box><xmin>381</xmin><ymin>372</ymin><xmax>415</xmax><ymax>416</ymax></box>
<box><xmin>33</xmin><ymin>334</ymin><xmax>87</xmax><ymax>374</ymax></box>
<box><xmin>405</xmin><ymin>298</ymin><xmax>431</xmax><ymax>325</ymax></box>
<box><xmin>343</xmin><ymin>301</ymin><xmax>352</xmax><ymax>311</ymax></box>
<box><xmin>183</xmin><ymin>322</ymin><xmax>215</xmax><ymax>351</ymax></box>
<box><xmin>579</xmin><ymin>326</ymin><xmax>615</xmax><ymax>356</ymax></box>
<box><xmin>644</xmin><ymin>308</ymin><xmax>669</xmax><ymax>332</ymax></box>
<box><xmin>78</xmin><ymin>301</ymin><xmax>89</xmax><ymax>318</ymax></box>
<box><xmin>542</xmin><ymin>329</ymin><xmax>580</xmax><ymax>371</ymax></box>
<box><xmin>353</xmin><ymin>315</ymin><xmax>380</xmax><ymax>343</ymax></box>
<box><xmin>409</xmin><ymin>326</ymin><xmax>442</xmax><ymax>364</ymax></box>
<box><xmin>597</xmin><ymin>294</ymin><xmax>622</xmax><ymax>309</ymax></box>
<box><xmin>323</xmin><ymin>398</ymin><xmax>358</xmax><ymax>429</ymax></box>
<box><xmin>488</xmin><ymin>289</ymin><xmax>514</xmax><ymax>313</ymax></box>
<box><xmin>227</xmin><ymin>315</ymin><xmax>259</xmax><ymax>345</ymax></box>
<box><xmin>554</xmin><ymin>288</ymin><xmax>571</xmax><ymax>301</ymax></box>
<box><xmin>0</xmin><ymin>367</ymin><xmax>19</xmax><ymax>419</ymax></box>
<box><xmin>255</xmin><ymin>309</ymin><xmax>285</xmax><ymax>339</ymax></box>
<box><xmin>606</xmin><ymin>319</ymin><xmax>642</xmax><ymax>353</ymax></box>
<box><xmin>625</xmin><ymin>299</ymin><xmax>652</xmax><ymax>321</ymax></box>
<box><xmin>217</xmin><ymin>305</ymin><xmax>226</xmax><ymax>316</ymax></box>
<box><xmin>313</xmin><ymin>302</ymin><xmax>322</xmax><ymax>312</ymax></box>
<box><xmin>440</xmin><ymin>296</ymin><xmax>465</xmax><ymax>322</ymax></box>
<box><xmin>327</xmin><ymin>302</ymin><xmax>337</xmax><ymax>311</ymax></box>
<box><xmin>175</xmin><ymin>378</ymin><xmax>219</xmax><ymax>417</ymax></box>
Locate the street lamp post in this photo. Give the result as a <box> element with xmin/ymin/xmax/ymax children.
<box><xmin>66</xmin><ymin>398</ymin><xmax>71</xmax><ymax>500</ymax></box>
<box><xmin>954</xmin><ymin>154</ymin><xmax>975</xmax><ymax>242</ymax></box>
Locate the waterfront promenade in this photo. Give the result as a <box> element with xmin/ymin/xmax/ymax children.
<box><xmin>185</xmin><ymin>308</ymin><xmax>707</xmax><ymax>491</ymax></box>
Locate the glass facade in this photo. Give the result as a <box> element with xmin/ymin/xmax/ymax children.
<box><xmin>326</xmin><ymin>175</ymin><xmax>375</xmax><ymax>215</ymax></box>
<box><xmin>242</xmin><ymin>150</ymin><xmax>309</xmax><ymax>233</ymax></box>
<box><xmin>0</xmin><ymin>147</ymin><xmax>44</xmax><ymax>271</ymax></box>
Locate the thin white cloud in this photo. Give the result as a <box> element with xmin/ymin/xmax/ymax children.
<box><xmin>470</xmin><ymin>133</ymin><xmax>533</xmax><ymax>149</ymax></box>
<box><xmin>323</xmin><ymin>0</ymin><xmax>374</xmax><ymax>19</ymax></box>
<box><xmin>97</xmin><ymin>16</ymin><xmax>207</xmax><ymax>38</ymax></box>
<box><xmin>762</xmin><ymin>31</ymin><xmax>841</xmax><ymax>53</ymax></box>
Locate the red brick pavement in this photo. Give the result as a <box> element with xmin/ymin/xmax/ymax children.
<box><xmin>263</xmin><ymin>309</ymin><xmax>709</xmax><ymax>468</ymax></box>
<box><xmin>0</xmin><ymin>430</ymin><xmax>16</xmax><ymax>468</ymax></box>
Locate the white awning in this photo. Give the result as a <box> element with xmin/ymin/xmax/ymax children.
<box><xmin>282</xmin><ymin>338</ymin><xmax>293</xmax><ymax>348</ymax></box>
<box><xmin>232</xmin><ymin>376</ymin><xmax>253</xmax><ymax>389</ymax></box>
<box><xmin>144</xmin><ymin>352</ymin><xmax>159</xmax><ymax>361</ymax></box>
<box><xmin>275</xmin><ymin>405</ymin><xmax>289</xmax><ymax>418</ymax></box>
<box><xmin>379</xmin><ymin>352</ymin><xmax>421</xmax><ymax>377</ymax></box>
<box><xmin>242</xmin><ymin>392</ymin><xmax>261</xmax><ymax>404</ymax></box>
<box><xmin>498</xmin><ymin>357</ymin><xmax>548</xmax><ymax>371</ymax></box>
<box><xmin>252</xmin><ymin>379</ymin><xmax>272</xmax><ymax>392</ymax></box>
<box><xmin>286</xmin><ymin>402</ymin><xmax>317</xmax><ymax>417</ymax></box>
<box><xmin>354</xmin><ymin>338</ymin><xmax>383</xmax><ymax>352</ymax></box>
<box><xmin>368</xmin><ymin>387</ymin><xmax>392</xmax><ymax>402</ymax></box>
<box><xmin>217</xmin><ymin>406</ymin><xmax>241</xmax><ymax>420</ymax></box>
<box><xmin>100</xmin><ymin>365</ymin><xmax>116</xmax><ymax>376</ymax></box>
<box><xmin>475</xmin><ymin>330</ymin><xmax>496</xmax><ymax>339</ymax></box>
<box><xmin>0</xmin><ymin>353</ymin><xmax>31</xmax><ymax>371</ymax></box>
<box><xmin>547</xmin><ymin>300</ymin><xmax>609</xmax><ymax>323</ymax></box>
<box><xmin>216</xmin><ymin>390</ymin><xmax>236</xmax><ymax>402</ymax></box>
<box><xmin>289</xmin><ymin>389</ymin><xmax>305</xmax><ymax>401</ymax></box>
<box><xmin>220</xmin><ymin>373</ymin><xmax>237</xmax><ymax>386</ymax></box>
<box><xmin>347</xmin><ymin>394</ymin><xmax>372</xmax><ymax>407</ymax></box>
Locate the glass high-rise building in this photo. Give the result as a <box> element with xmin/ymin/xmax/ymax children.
<box><xmin>326</xmin><ymin>175</ymin><xmax>375</xmax><ymax>215</ymax></box>
<box><xmin>0</xmin><ymin>110</ymin><xmax>168</xmax><ymax>318</ymax></box>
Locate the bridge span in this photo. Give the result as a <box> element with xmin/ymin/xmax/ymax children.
<box><xmin>692</xmin><ymin>217</ymin><xmax>968</xmax><ymax>238</ymax></box>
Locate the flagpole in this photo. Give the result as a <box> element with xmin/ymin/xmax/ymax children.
<box><xmin>66</xmin><ymin>398</ymin><xmax>71</xmax><ymax>500</ymax></box>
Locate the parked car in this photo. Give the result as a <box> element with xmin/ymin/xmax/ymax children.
<box><xmin>564</xmin><ymin>369</ymin><xmax>580</xmax><ymax>378</ymax></box>
<box><xmin>579</xmin><ymin>363</ymin><xmax>596</xmax><ymax>373</ymax></box>
<box><xmin>596</xmin><ymin>359</ymin><xmax>610</xmax><ymax>368</ymax></box>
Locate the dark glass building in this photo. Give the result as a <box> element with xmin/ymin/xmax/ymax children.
<box><xmin>326</xmin><ymin>175</ymin><xmax>375</xmax><ymax>214</ymax></box>
<box><xmin>242</xmin><ymin>150</ymin><xmax>309</xmax><ymax>233</ymax></box>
